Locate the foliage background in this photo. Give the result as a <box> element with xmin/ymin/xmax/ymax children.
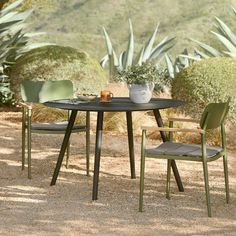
<box><xmin>16</xmin><ymin>0</ymin><xmax>235</xmax><ymax>60</ymax></box>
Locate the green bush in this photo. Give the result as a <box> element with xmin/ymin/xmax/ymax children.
<box><xmin>9</xmin><ymin>45</ymin><xmax>108</xmax><ymax>102</ymax></box>
<box><xmin>172</xmin><ymin>57</ymin><xmax>236</xmax><ymax>123</ymax></box>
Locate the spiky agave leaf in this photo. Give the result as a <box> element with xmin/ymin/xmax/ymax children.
<box><xmin>178</xmin><ymin>54</ymin><xmax>201</xmax><ymax>62</ymax></box>
<box><xmin>101</xmin><ymin>20</ymin><xmax>175</xmax><ymax>81</ymax></box>
<box><xmin>103</xmin><ymin>27</ymin><xmax>113</xmax><ymax>56</ymax></box>
<box><xmin>214</xmin><ymin>17</ymin><xmax>236</xmax><ymax>46</ymax></box>
<box><xmin>142</xmin><ymin>23</ymin><xmax>159</xmax><ymax>62</ymax></box>
<box><xmin>211</xmin><ymin>31</ymin><xmax>236</xmax><ymax>54</ymax></box>
<box><xmin>190</xmin><ymin>38</ymin><xmax>222</xmax><ymax>57</ymax></box>
<box><xmin>100</xmin><ymin>54</ymin><xmax>109</xmax><ymax>68</ymax></box>
<box><xmin>164</xmin><ymin>54</ymin><xmax>175</xmax><ymax>79</ymax></box>
<box><xmin>123</xmin><ymin>19</ymin><xmax>134</xmax><ymax>69</ymax></box>
<box><xmin>136</xmin><ymin>46</ymin><xmax>144</xmax><ymax>65</ymax></box>
<box><xmin>223</xmin><ymin>51</ymin><xmax>236</xmax><ymax>57</ymax></box>
<box><xmin>119</xmin><ymin>51</ymin><xmax>126</xmax><ymax>70</ymax></box>
<box><xmin>150</xmin><ymin>36</ymin><xmax>175</xmax><ymax>60</ymax></box>
<box><xmin>193</xmin><ymin>48</ymin><xmax>210</xmax><ymax>59</ymax></box>
<box><xmin>1</xmin><ymin>0</ymin><xmax>23</xmax><ymax>15</ymax></box>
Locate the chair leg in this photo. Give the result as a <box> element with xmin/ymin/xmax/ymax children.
<box><xmin>22</xmin><ymin>108</ymin><xmax>26</xmax><ymax>170</ymax></box>
<box><xmin>202</xmin><ymin>160</ymin><xmax>211</xmax><ymax>217</ymax></box>
<box><xmin>86</xmin><ymin>111</ymin><xmax>90</xmax><ymax>176</ymax></box>
<box><xmin>223</xmin><ymin>154</ymin><xmax>230</xmax><ymax>203</ymax></box>
<box><xmin>85</xmin><ymin>131</ymin><xmax>90</xmax><ymax>176</ymax></box>
<box><xmin>139</xmin><ymin>130</ymin><xmax>146</xmax><ymax>212</ymax></box>
<box><xmin>22</xmin><ymin>124</ymin><xmax>26</xmax><ymax>171</ymax></box>
<box><xmin>166</xmin><ymin>159</ymin><xmax>171</xmax><ymax>199</ymax></box>
<box><xmin>27</xmin><ymin>124</ymin><xmax>32</xmax><ymax>179</ymax></box>
<box><xmin>65</xmin><ymin>140</ymin><xmax>70</xmax><ymax>169</ymax></box>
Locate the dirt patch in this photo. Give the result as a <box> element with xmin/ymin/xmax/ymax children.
<box><xmin>0</xmin><ymin>111</ymin><xmax>236</xmax><ymax>236</ymax></box>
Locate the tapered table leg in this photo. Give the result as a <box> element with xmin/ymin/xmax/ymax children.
<box><xmin>153</xmin><ymin>109</ymin><xmax>184</xmax><ymax>192</ymax></box>
<box><xmin>126</xmin><ymin>111</ymin><xmax>136</xmax><ymax>179</ymax></box>
<box><xmin>92</xmin><ymin>111</ymin><xmax>104</xmax><ymax>200</ymax></box>
<box><xmin>51</xmin><ymin>110</ymin><xmax>78</xmax><ymax>186</ymax></box>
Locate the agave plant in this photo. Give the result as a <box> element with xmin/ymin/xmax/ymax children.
<box><xmin>190</xmin><ymin>6</ymin><xmax>236</xmax><ymax>58</ymax></box>
<box><xmin>0</xmin><ymin>0</ymin><xmax>52</xmax><ymax>105</ymax></box>
<box><xmin>165</xmin><ymin>49</ymin><xmax>201</xmax><ymax>79</ymax></box>
<box><xmin>100</xmin><ymin>19</ymin><xmax>175</xmax><ymax>81</ymax></box>
<box><xmin>164</xmin><ymin>6</ymin><xmax>236</xmax><ymax>79</ymax></box>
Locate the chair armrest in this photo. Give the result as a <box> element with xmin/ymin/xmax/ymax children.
<box><xmin>141</xmin><ymin>126</ymin><xmax>205</xmax><ymax>134</ymax></box>
<box><xmin>168</xmin><ymin>117</ymin><xmax>199</xmax><ymax>123</ymax></box>
<box><xmin>19</xmin><ymin>102</ymin><xmax>33</xmax><ymax>110</ymax></box>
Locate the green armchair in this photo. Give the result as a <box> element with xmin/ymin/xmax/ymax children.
<box><xmin>139</xmin><ymin>100</ymin><xmax>230</xmax><ymax>217</ymax></box>
<box><xmin>20</xmin><ymin>80</ymin><xmax>90</xmax><ymax>179</ymax></box>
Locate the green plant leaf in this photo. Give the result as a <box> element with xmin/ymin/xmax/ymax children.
<box><xmin>179</xmin><ymin>54</ymin><xmax>201</xmax><ymax>61</ymax></box>
<box><xmin>13</xmin><ymin>10</ymin><xmax>32</xmax><ymax>20</ymax></box>
<box><xmin>100</xmin><ymin>54</ymin><xmax>108</xmax><ymax>68</ymax></box>
<box><xmin>223</xmin><ymin>51</ymin><xmax>236</xmax><ymax>57</ymax></box>
<box><xmin>137</xmin><ymin>46</ymin><xmax>144</xmax><ymax>65</ymax></box>
<box><xmin>215</xmin><ymin>17</ymin><xmax>236</xmax><ymax>46</ymax></box>
<box><xmin>1</xmin><ymin>0</ymin><xmax>23</xmax><ymax>15</ymax></box>
<box><xmin>150</xmin><ymin>37</ymin><xmax>175</xmax><ymax>59</ymax></box>
<box><xmin>194</xmin><ymin>48</ymin><xmax>210</xmax><ymax>59</ymax></box>
<box><xmin>211</xmin><ymin>31</ymin><xmax>236</xmax><ymax>54</ymax></box>
<box><xmin>103</xmin><ymin>27</ymin><xmax>113</xmax><ymax>55</ymax></box>
<box><xmin>165</xmin><ymin>54</ymin><xmax>174</xmax><ymax>79</ymax></box>
<box><xmin>190</xmin><ymin>38</ymin><xmax>222</xmax><ymax>56</ymax></box>
<box><xmin>0</xmin><ymin>20</ymin><xmax>22</xmax><ymax>33</ymax></box>
<box><xmin>123</xmin><ymin>19</ymin><xmax>134</xmax><ymax>69</ymax></box>
<box><xmin>0</xmin><ymin>12</ymin><xmax>17</xmax><ymax>24</ymax></box>
<box><xmin>142</xmin><ymin>23</ymin><xmax>159</xmax><ymax>62</ymax></box>
<box><xmin>119</xmin><ymin>51</ymin><xmax>126</xmax><ymax>70</ymax></box>
<box><xmin>232</xmin><ymin>6</ymin><xmax>236</xmax><ymax>16</ymax></box>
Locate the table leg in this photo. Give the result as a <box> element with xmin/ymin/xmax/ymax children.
<box><xmin>153</xmin><ymin>109</ymin><xmax>184</xmax><ymax>192</ymax></box>
<box><xmin>92</xmin><ymin>111</ymin><xmax>104</xmax><ymax>200</ymax></box>
<box><xmin>126</xmin><ymin>111</ymin><xmax>136</xmax><ymax>179</ymax></box>
<box><xmin>51</xmin><ymin>110</ymin><xmax>78</xmax><ymax>186</ymax></box>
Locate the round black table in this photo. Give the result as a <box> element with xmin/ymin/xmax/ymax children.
<box><xmin>44</xmin><ymin>97</ymin><xmax>185</xmax><ymax>200</ymax></box>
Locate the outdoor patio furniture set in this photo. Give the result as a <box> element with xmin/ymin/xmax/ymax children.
<box><xmin>20</xmin><ymin>80</ymin><xmax>230</xmax><ymax>217</ymax></box>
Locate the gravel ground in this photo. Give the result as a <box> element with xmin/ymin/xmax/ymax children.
<box><xmin>0</xmin><ymin>112</ymin><xmax>236</xmax><ymax>236</ymax></box>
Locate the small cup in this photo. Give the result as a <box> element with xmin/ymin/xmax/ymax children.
<box><xmin>100</xmin><ymin>90</ymin><xmax>113</xmax><ymax>102</ymax></box>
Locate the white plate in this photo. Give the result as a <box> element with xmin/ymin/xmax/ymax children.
<box><xmin>77</xmin><ymin>95</ymin><xmax>97</xmax><ymax>101</ymax></box>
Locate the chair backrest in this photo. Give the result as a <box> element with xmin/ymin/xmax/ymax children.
<box><xmin>20</xmin><ymin>80</ymin><xmax>74</xmax><ymax>103</ymax></box>
<box><xmin>200</xmin><ymin>99</ymin><xmax>230</xmax><ymax>130</ymax></box>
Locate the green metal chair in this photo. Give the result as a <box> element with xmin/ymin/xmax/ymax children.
<box><xmin>20</xmin><ymin>80</ymin><xmax>90</xmax><ymax>179</ymax></box>
<box><xmin>139</xmin><ymin>100</ymin><xmax>230</xmax><ymax>217</ymax></box>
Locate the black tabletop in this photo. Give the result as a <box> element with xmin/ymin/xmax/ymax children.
<box><xmin>44</xmin><ymin>97</ymin><xmax>184</xmax><ymax>112</ymax></box>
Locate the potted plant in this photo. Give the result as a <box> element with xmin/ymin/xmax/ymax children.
<box><xmin>116</xmin><ymin>62</ymin><xmax>160</xmax><ymax>103</ymax></box>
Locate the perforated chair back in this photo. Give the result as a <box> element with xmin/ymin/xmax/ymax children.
<box><xmin>21</xmin><ymin>80</ymin><xmax>74</xmax><ymax>103</ymax></box>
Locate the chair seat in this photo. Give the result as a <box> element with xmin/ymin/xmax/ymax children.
<box><xmin>146</xmin><ymin>141</ymin><xmax>223</xmax><ymax>158</ymax></box>
<box><xmin>30</xmin><ymin>121</ymin><xmax>86</xmax><ymax>132</ymax></box>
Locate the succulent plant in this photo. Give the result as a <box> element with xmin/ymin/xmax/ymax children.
<box><xmin>100</xmin><ymin>19</ymin><xmax>175</xmax><ymax>81</ymax></box>
<box><xmin>191</xmin><ymin>6</ymin><xmax>236</xmax><ymax>58</ymax></box>
<box><xmin>0</xmin><ymin>0</ymin><xmax>52</xmax><ymax>105</ymax></box>
<box><xmin>165</xmin><ymin>6</ymin><xmax>236</xmax><ymax>80</ymax></box>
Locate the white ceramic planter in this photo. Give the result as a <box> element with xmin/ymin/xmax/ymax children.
<box><xmin>128</xmin><ymin>83</ymin><xmax>154</xmax><ymax>104</ymax></box>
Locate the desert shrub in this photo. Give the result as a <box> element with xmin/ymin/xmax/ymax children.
<box><xmin>0</xmin><ymin>0</ymin><xmax>51</xmax><ymax>106</ymax></box>
<box><xmin>8</xmin><ymin>45</ymin><xmax>108</xmax><ymax>122</ymax></box>
<box><xmin>172</xmin><ymin>57</ymin><xmax>236</xmax><ymax>124</ymax></box>
<box><xmin>9</xmin><ymin>45</ymin><xmax>108</xmax><ymax>102</ymax></box>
